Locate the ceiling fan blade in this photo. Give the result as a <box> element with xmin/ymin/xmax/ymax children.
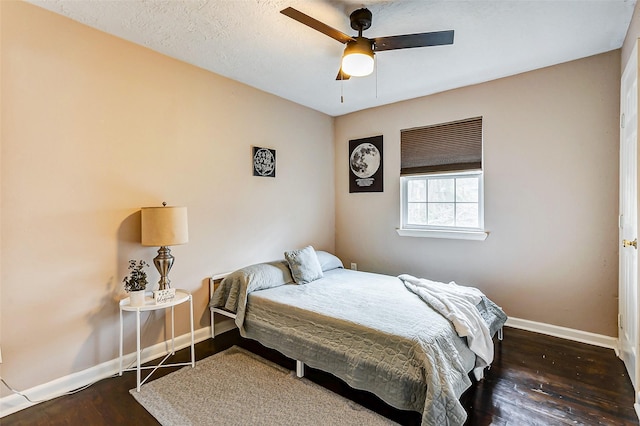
<box><xmin>373</xmin><ymin>30</ymin><xmax>454</xmax><ymax>51</ymax></box>
<box><xmin>336</xmin><ymin>68</ymin><xmax>351</xmax><ymax>81</ymax></box>
<box><xmin>281</xmin><ymin>7</ymin><xmax>354</xmax><ymax>44</ymax></box>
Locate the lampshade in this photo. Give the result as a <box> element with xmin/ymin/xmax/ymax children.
<box><xmin>341</xmin><ymin>38</ymin><xmax>374</xmax><ymax>77</ymax></box>
<box><xmin>141</xmin><ymin>206</ymin><xmax>188</xmax><ymax>247</ymax></box>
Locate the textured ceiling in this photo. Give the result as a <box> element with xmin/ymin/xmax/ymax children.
<box><xmin>26</xmin><ymin>0</ymin><xmax>636</xmax><ymax>117</ymax></box>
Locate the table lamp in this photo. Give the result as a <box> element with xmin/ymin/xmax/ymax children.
<box><xmin>141</xmin><ymin>203</ymin><xmax>188</xmax><ymax>290</ymax></box>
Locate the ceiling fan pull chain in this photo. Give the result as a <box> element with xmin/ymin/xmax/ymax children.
<box><xmin>375</xmin><ymin>55</ymin><xmax>378</xmax><ymax>99</ymax></box>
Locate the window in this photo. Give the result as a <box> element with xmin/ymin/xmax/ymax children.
<box><xmin>398</xmin><ymin>117</ymin><xmax>487</xmax><ymax>240</ymax></box>
<box><xmin>402</xmin><ymin>172</ymin><xmax>483</xmax><ymax>229</ymax></box>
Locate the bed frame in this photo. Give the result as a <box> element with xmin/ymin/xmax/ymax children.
<box><xmin>209</xmin><ymin>272</ymin><xmax>308</xmax><ymax>377</ymax></box>
<box><xmin>209</xmin><ymin>272</ymin><xmax>233</xmax><ymax>337</ymax></box>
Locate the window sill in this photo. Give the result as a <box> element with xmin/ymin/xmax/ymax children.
<box><xmin>396</xmin><ymin>228</ymin><xmax>489</xmax><ymax>241</ymax></box>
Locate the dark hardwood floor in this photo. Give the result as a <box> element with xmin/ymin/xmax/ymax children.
<box><xmin>2</xmin><ymin>327</ymin><xmax>636</xmax><ymax>425</ymax></box>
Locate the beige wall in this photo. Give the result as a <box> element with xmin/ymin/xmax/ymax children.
<box><xmin>335</xmin><ymin>51</ymin><xmax>621</xmax><ymax>336</ymax></box>
<box><xmin>1</xmin><ymin>1</ymin><xmax>334</xmax><ymax>392</ymax></box>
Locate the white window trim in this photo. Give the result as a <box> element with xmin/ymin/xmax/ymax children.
<box><xmin>396</xmin><ymin>228</ymin><xmax>489</xmax><ymax>240</ymax></box>
<box><xmin>398</xmin><ymin>171</ymin><xmax>488</xmax><ymax>241</ymax></box>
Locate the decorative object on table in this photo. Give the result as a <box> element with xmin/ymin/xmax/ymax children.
<box><xmin>153</xmin><ymin>288</ymin><xmax>176</xmax><ymax>304</ymax></box>
<box><xmin>141</xmin><ymin>202</ymin><xmax>189</xmax><ymax>290</ymax></box>
<box><xmin>252</xmin><ymin>146</ymin><xmax>276</xmax><ymax>178</ymax></box>
<box><xmin>349</xmin><ymin>135</ymin><xmax>383</xmax><ymax>193</ymax></box>
<box><xmin>123</xmin><ymin>260</ymin><xmax>149</xmax><ymax>307</ymax></box>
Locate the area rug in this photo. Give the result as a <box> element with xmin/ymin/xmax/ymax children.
<box><xmin>130</xmin><ymin>345</ymin><xmax>397</xmax><ymax>425</ymax></box>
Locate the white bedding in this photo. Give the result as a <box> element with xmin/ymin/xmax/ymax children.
<box><xmin>399</xmin><ymin>274</ymin><xmax>494</xmax><ymax>380</ymax></box>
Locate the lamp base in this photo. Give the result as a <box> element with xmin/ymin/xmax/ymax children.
<box><xmin>153</xmin><ymin>246</ymin><xmax>174</xmax><ymax>290</ymax></box>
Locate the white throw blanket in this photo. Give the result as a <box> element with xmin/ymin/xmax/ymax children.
<box><xmin>399</xmin><ymin>274</ymin><xmax>493</xmax><ymax>380</ymax></box>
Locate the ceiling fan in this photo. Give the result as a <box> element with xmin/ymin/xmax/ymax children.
<box><xmin>280</xmin><ymin>7</ymin><xmax>454</xmax><ymax>80</ymax></box>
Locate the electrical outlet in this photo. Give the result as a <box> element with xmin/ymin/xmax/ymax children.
<box><xmin>350</xmin><ymin>263</ymin><xmax>357</xmax><ymax>271</ymax></box>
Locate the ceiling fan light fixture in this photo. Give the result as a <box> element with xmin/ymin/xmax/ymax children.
<box><xmin>281</xmin><ymin>7</ymin><xmax>454</xmax><ymax>82</ymax></box>
<box><xmin>341</xmin><ymin>38</ymin><xmax>374</xmax><ymax>77</ymax></box>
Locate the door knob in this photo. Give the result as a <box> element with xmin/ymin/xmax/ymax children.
<box><xmin>623</xmin><ymin>238</ymin><xmax>638</xmax><ymax>249</ymax></box>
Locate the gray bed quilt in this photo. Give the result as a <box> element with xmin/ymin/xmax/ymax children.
<box><xmin>210</xmin><ymin>266</ymin><xmax>506</xmax><ymax>426</ymax></box>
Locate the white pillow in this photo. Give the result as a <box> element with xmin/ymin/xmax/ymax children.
<box><xmin>284</xmin><ymin>246</ymin><xmax>324</xmax><ymax>284</ymax></box>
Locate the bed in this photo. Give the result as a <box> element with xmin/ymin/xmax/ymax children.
<box><xmin>209</xmin><ymin>248</ymin><xmax>507</xmax><ymax>426</ymax></box>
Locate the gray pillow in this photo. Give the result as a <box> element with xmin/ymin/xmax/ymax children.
<box><xmin>315</xmin><ymin>251</ymin><xmax>344</xmax><ymax>272</ymax></box>
<box><xmin>284</xmin><ymin>246</ymin><xmax>324</xmax><ymax>284</ymax></box>
<box><xmin>224</xmin><ymin>260</ymin><xmax>293</xmax><ymax>293</ymax></box>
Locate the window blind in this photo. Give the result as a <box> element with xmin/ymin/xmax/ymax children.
<box><xmin>400</xmin><ymin>117</ymin><xmax>482</xmax><ymax>175</ymax></box>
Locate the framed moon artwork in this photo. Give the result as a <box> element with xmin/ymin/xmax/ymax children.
<box><xmin>253</xmin><ymin>146</ymin><xmax>276</xmax><ymax>178</ymax></box>
<box><xmin>349</xmin><ymin>135</ymin><xmax>383</xmax><ymax>193</ymax></box>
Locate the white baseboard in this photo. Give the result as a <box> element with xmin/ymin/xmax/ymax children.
<box><xmin>0</xmin><ymin>324</ymin><xmax>225</xmax><ymax>418</ymax></box>
<box><xmin>505</xmin><ymin>317</ymin><xmax>618</xmax><ymax>351</ymax></box>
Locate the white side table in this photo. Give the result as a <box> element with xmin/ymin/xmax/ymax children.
<box><xmin>119</xmin><ymin>289</ymin><xmax>195</xmax><ymax>392</ymax></box>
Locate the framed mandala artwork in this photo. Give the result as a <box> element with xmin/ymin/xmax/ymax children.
<box><xmin>252</xmin><ymin>146</ymin><xmax>276</xmax><ymax>178</ymax></box>
<box><xmin>349</xmin><ymin>135</ymin><xmax>383</xmax><ymax>193</ymax></box>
